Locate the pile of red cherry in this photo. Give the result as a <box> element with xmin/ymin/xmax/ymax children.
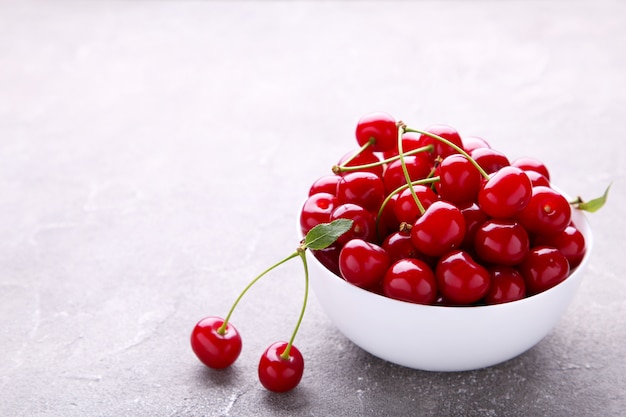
<box><xmin>191</xmin><ymin>112</ymin><xmax>605</xmax><ymax>394</ymax></box>
<box><xmin>300</xmin><ymin>112</ymin><xmax>588</xmax><ymax>306</ymax></box>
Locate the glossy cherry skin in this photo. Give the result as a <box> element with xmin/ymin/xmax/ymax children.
<box><xmin>337</xmin><ymin>148</ymin><xmax>384</xmax><ymax>178</ymax></box>
<box><xmin>484</xmin><ymin>266</ymin><xmax>526</xmax><ymax>305</ymax></box>
<box><xmin>534</xmin><ymin>224</ymin><xmax>586</xmax><ymax>268</ymax></box>
<box><xmin>258</xmin><ymin>342</ymin><xmax>304</xmax><ymax>393</ymax></box>
<box><xmin>459</xmin><ymin>203</ymin><xmax>489</xmax><ymax>251</ymax></box>
<box><xmin>355</xmin><ymin>111</ymin><xmax>397</xmax><ymax>153</ymax></box>
<box><xmin>417</xmin><ymin>124</ymin><xmax>464</xmax><ymax>160</ymax></box>
<box><xmin>300</xmin><ymin>192</ymin><xmax>338</xmax><ymax>235</ymax></box>
<box><xmin>474</xmin><ymin>219</ymin><xmax>530</xmax><ymax>266</ymax></box>
<box><xmin>470</xmin><ymin>147</ymin><xmax>510</xmax><ymax>175</ymax></box>
<box><xmin>382</xmin><ymin>154</ymin><xmax>432</xmax><ymax>195</ymax></box>
<box><xmin>435</xmin><ymin>250</ymin><xmax>491</xmax><ymax>305</ymax></box>
<box><xmin>520</xmin><ymin>246</ymin><xmax>570</xmax><ymax>295</ymax></box>
<box><xmin>308</xmin><ymin>175</ymin><xmax>341</xmax><ymax>196</ymax></box>
<box><xmin>478</xmin><ymin>166</ymin><xmax>532</xmax><ymax>219</ymax></box>
<box><xmin>381</xmin><ymin>231</ymin><xmax>436</xmax><ymax>265</ymax></box>
<box><xmin>517</xmin><ymin>186</ymin><xmax>571</xmax><ymax>236</ymax></box>
<box><xmin>330</xmin><ymin>203</ymin><xmax>377</xmax><ymax>245</ymax></box>
<box><xmin>394</xmin><ymin>185</ymin><xmax>438</xmax><ymax>225</ymax></box>
<box><xmin>461</xmin><ymin>135</ymin><xmax>491</xmax><ymax>153</ymax></box>
<box><xmin>511</xmin><ymin>157</ymin><xmax>550</xmax><ymax>181</ymax></box>
<box><xmin>336</xmin><ymin>171</ymin><xmax>385</xmax><ymax>212</ymax></box>
<box><xmin>523</xmin><ymin>170</ymin><xmax>551</xmax><ymax>188</ymax></box>
<box><xmin>411</xmin><ymin>201</ymin><xmax>466</xmax><ymax>257</ymax></box>
<box><xmin>190</xmin><ymin>316</ymin><xmax>242</xmax><ymax>369</ymax></box>
<box><xmin>311</xmin><ymin>245</ymin><xmax>342</xmax><ymax>277</ymax></box>
<box><xmin>339</xmin><ymin>239</ymin><xmax>390</xmax><ymax>289</ymax></box>
<box><xmin>383</xmin><ymin>258</ymin><xmax>438</xmax><ymax>305</ymax></box>
<box><xmin>435</xmin><ymin>154</ymin><xmax>482</xmax><ymax>205</ymax></box>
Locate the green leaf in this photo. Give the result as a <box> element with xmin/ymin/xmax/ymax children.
<box><xmin>573</xmin><ymin>183</ymin><xmax>611</xmax><ymax>213</ymax></box>
<box><xmin>303</xmin><ymin>219</ymin><xmax>354</xmax><ymax>250</ymax></box>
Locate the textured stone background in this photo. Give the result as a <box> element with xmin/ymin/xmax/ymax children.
<box><xmin>1</xmin><ymin>1</ymin><xmax>624</xmax><ymax>416</ymax></box>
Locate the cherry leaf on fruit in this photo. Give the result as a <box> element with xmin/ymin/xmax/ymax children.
<box><xmin>303</xmin><ymin>219</ymin><xmax>353</xmax><ymax>250</ymax></box>
<box><xmin>572</xmin><ymin>183</ymin><xmax>611</xmax><ymax>213</ymax></box>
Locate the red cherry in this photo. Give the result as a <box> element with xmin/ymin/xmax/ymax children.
<box><xmin>459</xmin><ymin>203</ymin><xmax>488</xmax><ymax>251</ymax></box>
<box><xmin>336</xmin><ymin>171</ymin><xmax>385</xmax><ymax>212</ymax></box>
<box><xmin>308</xmin><ymin>175</ymin><xmax>341</xmax><ymax>196</ymax></box>
<box><xmin>435</xmin><ymin>250</ymin><xmax>491</xmax><ymax>305</ymax></box>
<box><xmin>534</xmin><ymin>224</ymin><xmax>586</xmax><ymax>268</ymax></box>
<box><xmin>258</xmin><ymin>342</ymin><xmax>304</xmax><ymax>393</ymax></box>
<box><xmin>484</xmin><ymin>266</ymin><xmax>526</xmax><ymax>305</ymax></box>
<box><xmin>410</xmin><ymin>201</ymin><xmax>466</xmax><ymax>257</ymax></box>
<box><xmin>393</xmin><ymin>185</ymin><xmax>438</xmax><ymax>224</ymax></box>
<box><xmin>337</xmin><ymin>148</ymin><xmax>384</xmax><ymax>178</ymax></box>
<box><xmin>330</xmin><ymin>203</ymin><xmax>377</xmax><ymax>245</ymax></box>
<box><xmin>511</xmin><ymin>157</ymin><xmax>551</xmax><ymax>181</ymax></box>
<box><xmin>517</xmin><ymin>186</ymin><xmax>572</xmax><ymax>236</ymax></box>
<box><xmin>520</xmin><ymin>246</ymin><xmax>570</xmax><ymax>295</ymax></box>
<box><xmin>382</xmin><ymin>258</ymin><xmax>438</xmax><ymax>305</ymax></box>
<box><xmin>382</xmin><ymin>231</ymin><xmax>421</xmax><ymax>264</ymax></box>
<box><xmin>417</xmin><ymin>124</ymin><xmax>464</xmax><ymax>160</ymax></box>
<box><xmin>474</xmin><ymin>219</ymin><xmax>530</xmax><ymax>266</ymax></box>
<box><xmin>478</xmin><ymin>166</ymin><xmax>532</xmax><ymax>218</ymax></box>
<box><xmin>190</xmin><ymin>316</ymin><xmax>242</xmax><ymax>369</ymax></box>
<box><xmin>523</xmin><ymin>170</ymin><xmax>551</xmax><ymax>188</ymax></box>
<box><xmin>470</xmin><ymin>147</ymin><xmax>510</xmax><ymax>174</ymax></box>
<box><xmin>311</xmin><ymin>245</ymin><xmax>342</xmax><ymax>277</ymax></box>
<box><xmin>462</xmin><ymin>135</ymin><xmax>491</xmax><ymax>153</ymax></box>
<box><xmin>382</xmin><ymin>154</ymin><xmax>432</xmax><ymax>195</ymax></box>
<box><xmin>299</xmin><ymin>192</ymin><xmax>338</xmax><ymax>235</ymax></box>
<box><xmin>377</xmin><ymin>193</ymin><xmax>401</xmax><ymax>238</ymax></box>
<box><xmin>435</xmin><ymin>154</ymin><xmax>482</xmax><ymax>205</ymax></box>
<box><xmin>339</xmin><ymin>239</ymin><xmax>390</xmax><ymax>289</ymax></box>
<box><xmin>355</xmin><ymin>112</ymin><xmax>398</xmax><ymax>153</ymax></box>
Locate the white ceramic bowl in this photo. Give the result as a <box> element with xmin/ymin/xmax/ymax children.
<box><xmin>306</xmin><ymin>207</ymin><xmax>592</xmax><ymax>372</ymax></box>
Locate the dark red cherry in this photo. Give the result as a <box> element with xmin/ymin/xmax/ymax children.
<box><xmin>330</xmin><ymin>203</ymin><xmax>377</xmax><ymax>245</ymax></box>
<box><xmin>435</xmin><ymin>154</ymin><xmax>482</xmax><ymax>205</ymax></box>
<box><xmin>478</xmin><ymin>166</ymin><xmax>532</xmax><ymax>218</ymax></box>
<box><xmin>435</xmin><ymin>250</ymin><xmax>491</xmax><ymax>305</ymax></box>
<box><xmin>383</xmin><ymin>258</ymin><xmax>438</xmax><ymax>305</ymax></box>
<box><xmin>417</xmin><ymin>124</ymin><xmax>464</xmax><ymax>160</ymax></box>
<box><xmin>383</xmin><ymin>154</ymin><xmax>432</xmax><ymax>195</ymax></box>
<box><xmin>190</xmin><ymin>316</ymin><xmax>242</xmax><ymax>369</ymax></box>
<box><xmin>459</xmin><ymin>203</ymin><xmax>489</xmax><ymax>251</ymax></box>
<box><xmin>517</xmin><ymin>186</ymin><xmax>571</xmax><ymax>236</ymax></box>
<box><xmin>462</xmin><ymin>135</ymin><xmax>491</xmax><ymax>153</ymax></box>
<box><xmin>470</xmin><ymin>147</ymin><xmax>510</xmax><ymax>175</ymax></box>
<box><xmin>394</xmin><ymin>185</ymin><xmax>438</xmax><ymax>225</ymax></box>
<box><xmin>410</xmin><ymin>201</ymin><xmax>466</xmax><ymax>257</ymax></box>
<box><xmin>474</xmin><ymin>219</ymin><xmax>530</xmax><ymax>266</ymax></box>
<box><xmin>336</xmin><ymin>171</ymin><xmax>385</xmax><ymax>212</ymax></box>
<box><xmin>484</xmin><ymin>266</ymin><xmax>526</xmax><ymax>305</ymax></box>
<box><xmin>339</xmin><ymin>239</ymin><xmax>390</xmax><ymax>289</ymax></box>
<box><xmin>520</xmin><ymin>246</ymin><xmax>570</xmax><ymax>295</ymax></box>
<box><xmin>300</xmin><ymin>192</ymin><xmax>338</xmax><ymax>235</ymax></box>
<box><xmin>355</xmin><ymin>112</ymin><xmax>398</xmax><ymax>153</ymax></box>
<box><xmin>382</xmin><ymin>231</ymin><xmax>420</xmax><ymax>264</ymax></box>
<box><xmin>308</xmin><ymin>175</ymin><xmax>342</xmax><ymax>196</ymax></box>
<box><xmin>337</xmin><ymin>148</ymin><xmax>384</xmax><ymax>178</ymax></box>
<box><xmin>512</xmin><ymin>157</ymin><xmax>551</xmax><ymax>181</ymax></box>
<box><xmin>258</xmin><ymin>342</ymin><xmax>304</xmax><ymax>393</ymax></box>
<box><xmin>534</xmin><ymin>224</ymin><xmax>586</xmax><ymax>268</ymax></box>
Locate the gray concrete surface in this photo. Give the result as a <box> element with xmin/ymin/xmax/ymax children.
<box><xmin>1</xmin><ymin>1</ymin><xmax>625</xmax><ymax>416</ymax></box>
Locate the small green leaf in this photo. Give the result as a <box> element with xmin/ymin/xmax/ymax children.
<box><xmin>573</xmin><ymin>183</ymin><xmax>611</xmax><ymax>213</ymax></box>
<box><xmin>303</xmin><ymin>219</ymin><xmax>354</xmax><ymax>250</ymax></box>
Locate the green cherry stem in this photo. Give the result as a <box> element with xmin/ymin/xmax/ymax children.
<box><xmin>332</xmin><ymin>145</ymin><xmax>434</xmax><ymax>174</ymax></box>
<box><xmin>217</xmin><ymin>251</ymin><xmax>300</xmax><ymax>335</ymax></box>
<box><xmin>397</xmin><ymin>122</ymin><xmax>426</xmax><ymax>215</ymax></box>
<box><xmin>281</xmin><ymin>248</ymin><xmax>309</xmax><ymax>360</ymax></box>
<box><xmin>335</xmin><ymin>137</ymin><xmax>376</xmax><ymax>170</ymax></box>
<box><xmin>404</xmin><ymin>127</ymin><xmax>490</xmax><ymax>179</ymax></box>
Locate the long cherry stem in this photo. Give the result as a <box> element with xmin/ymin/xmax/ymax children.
<box><xmin>218</xmin><ymin>251</ymin><xmax>300</xmax><ymax>335</ymax></box>
<box><xmin>332</xmin><ymin>144</ymin><xmax>433</xmax><ymax>174</ymax></box>
<box><xmin>281</xmin><ymin>249</ymin><xmax>309</xmax><ymax>360</ymax></box>
<box><xmin>397</xmin><ymin>123</ymin><xmax>426</xmax><ymax>215</ymax></box>
<box><xmin>404</xmin><ymin>127</ymin><xmax>490</xmax><ymax>179</ymax></box>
